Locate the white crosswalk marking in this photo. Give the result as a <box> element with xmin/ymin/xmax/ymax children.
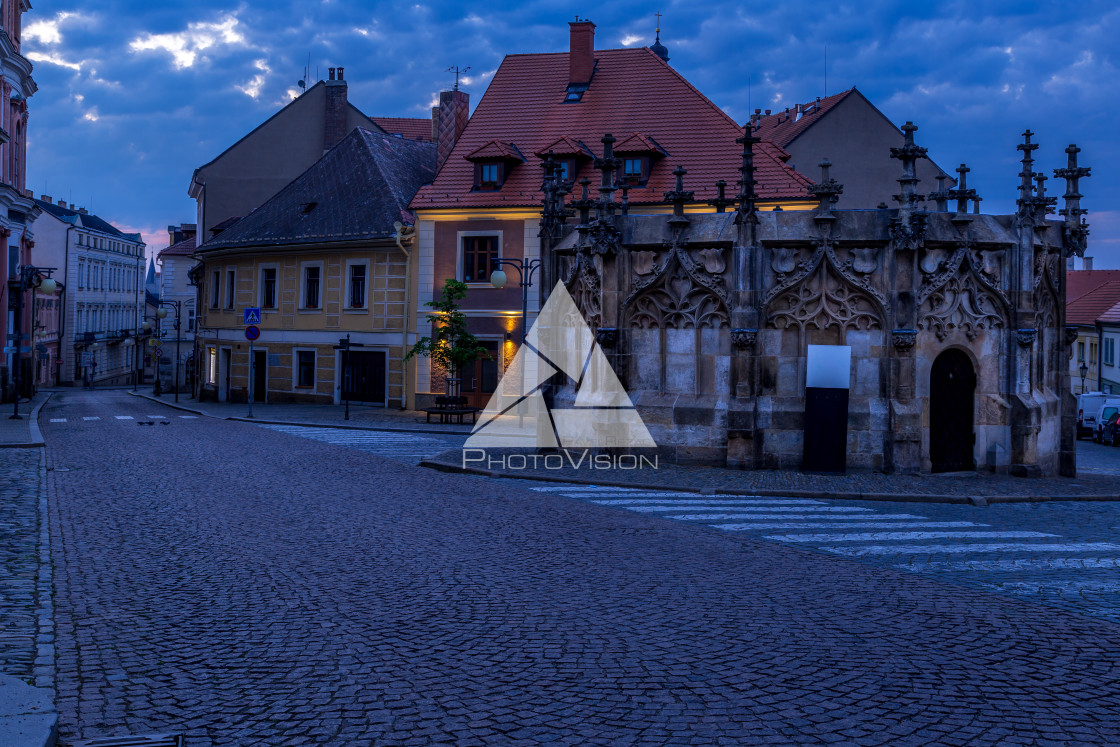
<box><xmin>821</xmin><ymin>543</ymin><xmax>1120</xmax><ymax>557</ymax></box>
<box><xmin>768</xmin><ymin>530</ymin><xmax>1056</xmax><ymax>543</ymax></box>
<box><xmin>179</xmin><ymin>415</ymin><xmax>199</xmax><ymax>419</ymax></box>
<box><xmin>710</xmin><ymin>521</ymin><xmax>985</xmax><ymax>530</ymax></box>
<box><xmin>49</xmin><ymin>418</ymin><xmax>66</xmax><ymax>423</ymax></box>
<box><xmin>898</xmin><ymin>558</ymin><xmax>1120</xmax><ymax>572</ymax></box>
<box><xmin>983</xmin><ymin>579</ymin><xmax>1120</xmax><ymax>594</ymax></box>
<box><xmin>624</xmin><ymin>506</ymin><xmax>874</xmax><ymax>514</ymax></box>
<box><xmin>593</xmin><ymin>498</ymin><xmax>824</xmax><ymax>506</ymax></box>
<box><xmin>82</xmin><ymin>416</ymin><xmax>99</xmax><ymax>421</ymax></box>
<box><xmin>115</xmin><ymin>415</ymin><xmax>134</xmax><ymax>420</ymax></box>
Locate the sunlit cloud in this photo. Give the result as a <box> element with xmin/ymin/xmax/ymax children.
<box><xmin>26</xmin><ymin>51</ymin><xmax>82</xmax><ymax>71</ymax></box>
<box><xmin>237</xmin><ymin>59</ymin><xmax>271</xmax><ymax>99</ymax></box>
<box><xmin>24</xmin><ymin>11</ymin><xmax>83</xmax><ymax>45</ymax></box>
<box><xmin>620</xmin><ymin>34</ymin><xmax>642</xmax><ymax>47</ymax></box>
<box><xmin>83</xmin><ymin>108</ymin><xmax>100</xmax><ymax>122</ymax></box>
<box><xmin>129</xmin><ymin>15</ymin><xmax>247</xmax><ymax>70</ymax></box>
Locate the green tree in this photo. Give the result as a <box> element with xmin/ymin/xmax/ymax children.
<box><xmin>405</xmin><ymin>279</ymin><xmax>490</xmax><ymax>394</ymax></box>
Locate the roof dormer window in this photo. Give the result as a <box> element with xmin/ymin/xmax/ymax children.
<box><xmin>466</xmin><ymin>140</ymin><xmax>525</xmax><ymax>192</ymax></box>
<box><xmin>478</xmin><ymin>162</ymin><xmax>502</xmax><ymax>190</ymax></box>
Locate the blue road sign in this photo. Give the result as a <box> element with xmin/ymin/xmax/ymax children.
<box><xmin>245</xmin><ymin>325</ymin><xmax>260</xmax><ymax>341</ymax></box>
<box><xmin>244</xmin><ymin>307</ymin><xmax>261</xmax><ymax>325</ymax></box>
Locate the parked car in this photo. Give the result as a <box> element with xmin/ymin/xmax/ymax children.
<box><xmin>1101</xmin><ymin>411</ymin><xmax>1120</xmax><ymax>447</ymax></box>
<box><xmin>1078</xmin><ymin>392</ymin><xmax>1111</xmax><ymax>439</ymax></box>
<box><xmin>1092</xmin><ymin>401</ymin><xmax>1120</xmax><ymax>442</ymax></box>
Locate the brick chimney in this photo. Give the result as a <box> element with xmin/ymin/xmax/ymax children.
<box><xmin>324</xmin><ymin>66</ymin><xmax>348</xmax><ymax>152</ymax></box>
<box><xmin>1084</xmin><ymin>256</ymin><xmax>1094</xmax><ymax>271</ymax></box>
<box><xmin>436</xmin><ymin>89</ymin><xmax>469</xmax><ymax>171</ymax></box>
<box><xmin>569</xmin><ymin>20</ymin><xmax>596</xmax><ymax>85</ymax></box>
<box><xmin>431</xmin><ymin>106</ymin><xmax>439</xmax><ymax>142</ymax></box>
<box><xmin>40</xmin><ymin>194</ymin><xmax>51</xmax><ymax>204</ymax></box>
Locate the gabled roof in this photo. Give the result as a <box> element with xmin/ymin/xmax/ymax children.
<box><xmin>613</xmin><ymin>132</ymin><xmax>665</xmax><ymax>155</ymax></box>
<box><xmin>752</xmin><ymin>89</ymin><xmax>857</xmax><ymax>149</ymax></box>
<box><xmin>1067</xmin><ymin>280</ymin><xmax>1120</xmax><ymax>325</ymax></box>
<box><xmin>158</xmin><ymin>236</ymin><xmax>196</xmax><ymax>259</ymax></box>
<box><xmin>198</xmin><ymin>128</ymin><xmax>436</xmax><ymax>252</ymax></box>
<box><xmin>34</xmin><ymin>199</ymin><xmax>133</xmax><ymax>238</ymax></box>
<box><xmin>534</xmin><ymin>136</ymin><xmax>593</xmax><ymax>158</ymax></box>
<box><xmin>465</xmin><ymin>140</ymin><xmax>526</xmax><ymax>162</ymax></box>
<box><xmin>411</xmin><ymin>47</ymin><xmax>813</xmax><ymax>210</ymax></box>
<box><xmin>371</xmin><ymin>117</ymin><xmax>432</xmax><ymax>142</ymax></box>
<box><xmin>1067</xmin><ymin>270</ymin><xmax>1120</xmax><ymax>304</ymax></box>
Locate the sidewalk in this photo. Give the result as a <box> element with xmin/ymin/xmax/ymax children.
<box><xmin>0</xmin><ymin>391</ymin><xmax>51</xmax><ymax>447</ymax></box>
<box><xmin>126</xmin><ymin>391</ymin><xmax>474</xmax><ymax>435</ymax></box>
<box><xmin>422</xmin><ymin>448</ymin><xmax>1120</xmax><ymax>503</ymax></box>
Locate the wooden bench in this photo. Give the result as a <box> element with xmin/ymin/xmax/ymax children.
<box><xmin>424</xmin><ymin>396</ymin><xmax>479</xmax><ymax>425</ymax></box>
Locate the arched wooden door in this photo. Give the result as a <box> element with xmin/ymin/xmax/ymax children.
<box><xmin>930</xmin><ymin>348</ymin><xmax>976</xmax><ymax>472</ymax></box>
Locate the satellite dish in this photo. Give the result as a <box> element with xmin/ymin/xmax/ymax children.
<box><xmin>298</xmin><ymin>79</ymin><xmax>306</xmax><ymax>89</ymax></box>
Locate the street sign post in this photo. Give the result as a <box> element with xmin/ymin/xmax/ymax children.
<box><xmin>333</xmin><ymin>334</ymin><xmax>366</xmax><ymax>421</ymax></box>
<box><xmin>154</xmin><ymin>347</ymin><xmax>163</xmax><ymax>357</ymax></box>
<box><xmin>243</xmin><ymin>310</ymin><xmax>261</xmax><ymax>418</ymax></box>
<box><xmin>244</xmin><ymin>308</ymin><xmax>261</xmax><ymax>325</ymax></box>
<box><xmin>245</xmin><ymin>325</ymin><xmax>260</xmax><ymax>341</ymax></box>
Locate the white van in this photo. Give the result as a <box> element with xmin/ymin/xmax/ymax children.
<box><xmin>1093</xmin><ymin>400</ymin><xmax>1120</xmax><ymax>442</ymax></box>
<box><xmin>1077</xmin><ymin>392</ymin><xmax>1109</xmax><ymax>439</ymax></box>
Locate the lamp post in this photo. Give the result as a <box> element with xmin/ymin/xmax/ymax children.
<box><xmin>157</xmin><ymin>301</ymin><xmax>183</xmax><ymax>403</ymax></box>
<box><xmin>139</xmin><ymin>320</ymin><xmax>153</xmax><ymax>391</ymax></box>
<box><xmin>1080</xmin><ymin>359</ymin><xmax>1089</xmax><ymax>394</ymax></box>
<box><xmin>9</xmin><ymin>266</ymin><xmax>57</xmax><ymax>419</ymax></box>
<box><xmin>491</xmin><ymin>258</ymin><xmax>542</xmax><ymax>426</ymax></box>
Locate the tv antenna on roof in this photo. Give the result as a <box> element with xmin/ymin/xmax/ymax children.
<box><xmin>298</xmin><ymin>53</ymin><xmax>310</xmax><ymax>90</ymax></box>
<box><xmin>447</xmin><ymin>65</ymin><xmax>470</xmax><ymax>91</ymax></box>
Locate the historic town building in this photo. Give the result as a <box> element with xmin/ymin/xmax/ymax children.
<box><xmin>32</xmin><ymin>197</ymin><xmax>146</xmax><ymax>386</ymax></box>
<box><xmin>156</xmin><ymin>223</ymin><xmax>198</xmax><ymax>393</ymax></box>
<box><xmin>193</xmin><ymin>128</ymin><xmax>435</xmax><ymax>406</ymax></box>
<box><xmin>0</xmin><ymin>0</ymin><xmax>37</xmax><ymax>399</ymax></box>
<box><xmin>541</xmin><ymin>126</ymin><xmax>1089</xmax><ymax>476</ymax></box>
<box><xmin>751</xmin><ymin>88</ymin><xmax>953</xmax><ymax>209</ymax></box>
<box><xmin>1064</xmin><ymin>269</ymin><xmax>1120</xmax><ymax>394</ymax></box>
<box><xmin>409</xmin><ymin>20</ymin><xmax>816</xmax><ymax>409</ymax></box>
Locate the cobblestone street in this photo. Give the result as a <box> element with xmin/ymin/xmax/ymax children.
<box><xmin>0</xmin><ymin>449</ymin><xmax>42</xmax><ymax>684</ymax></box>
<box><xmin>34</xmin><ymin>390</ymin><xmax>1120</xmax><ymax>745</ymax></box>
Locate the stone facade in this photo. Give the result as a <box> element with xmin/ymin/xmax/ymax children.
<box><xmin>543</xmin><ymin>127</ymin><xmax>1090</xmax><ymax>476</ymax></box>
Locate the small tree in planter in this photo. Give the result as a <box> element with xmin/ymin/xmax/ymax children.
<box><xmin>406</xmin><ymin>279</ymin><xmax>490</xmax><ymax>397</ymax></box>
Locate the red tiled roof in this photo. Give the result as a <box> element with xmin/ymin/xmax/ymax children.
<box><xmin>371</xmin><ymin>117</ymin><xmax>433</xmax><ymax>142</ymax></box>
<box><xmin>1067</xmin><ymin>281</ymin><xmax>1120</xmax><ymax>325</ymax></box>
<box><xmin>1067</xmin><ymin>270</ymin><xmax>1120</xmax><ymax>303</ymax></box>
<box><xmin>751</xmin><ymin>89</ymin><xmax>856</xmax><ymax>149</ymax></box>
<box><xmin>534</xmin><ymin>136</ymin><xmax>592</xmax><ymax>158</ymax></box>
<box><xmin>411</xmin><ymin>47</ymin><xmax>813</xmax><ymax>210</ymax></box>
<box><xmin>157</xmin><ymin>236</ymin><xmax>196</xmax><ymax>259</ymax></box>
<box><xmin>613</xmin><ymin>132</ymin><xmax>664</xmax><ymax>154</ymax></box>
<box><xmin>1098</xmin><ymin>300</ymin><xmax>1120</xmax><ymax>325</ymax></box>
<box><xmin>465</xmin><ymin>140</ymin><xmax>525</xmax><ymax>162</ymax></box>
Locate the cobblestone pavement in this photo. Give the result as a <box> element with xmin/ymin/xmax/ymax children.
<box><xmin>255</xmin><ymin>425</ymin><xmax>467</xmax><ymax>465</ymax></box>
<box><xmin>1073</xmin><ymin>437</ymin><xmax>1120</xmax><ymax>475</ymax></box>
<box><xmin>0</xmin><ymin>449</ymin><xmax>42</xmax><ymax>683</ymax></box>
<box><xmin>505</xmin><ymin>482</ymin><xmax>1120</xmax><ymax>625</ymax></box>
<box><xmin>43</xmin><ymin>389</ymin><xmax>1120</xmax><ymax>745</ymax></box>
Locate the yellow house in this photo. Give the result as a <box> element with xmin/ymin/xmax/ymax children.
<box><xmin>194</xmin><ymin>128</ymin><xmax>436</xmax><ymax>406</ymax></box>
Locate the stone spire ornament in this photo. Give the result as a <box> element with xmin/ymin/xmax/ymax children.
<box><xmin>890</xmin><ymin>121</ymin><xmax>928</xmax><ymax>210</ymax></box>
<box><xmin>1054</xmin><ymin>143</ymin><xmax>1091</xmax><ymax>256</ymax></box>
<box><xmin>807</xmin><ymin>158</ymin><xmax>843</xmax><ymax>223</ymax></box>
<box><xmin>708</xmin><ymin>179</ymin><xmax>735</xmax><ymax>213</ymax></box>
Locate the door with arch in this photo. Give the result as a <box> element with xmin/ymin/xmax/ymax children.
<box><xmin>929</xmin><ymin>348</ymin><xmax>976</xmax><ymax>472</ymax></box>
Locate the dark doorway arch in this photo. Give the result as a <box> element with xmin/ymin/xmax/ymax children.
<box><xmin>930</xmin><ymin>348</ymin><xmax>976</xmax><ymax>472</ymax></box>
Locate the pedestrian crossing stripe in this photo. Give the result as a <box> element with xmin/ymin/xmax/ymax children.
<box><xmin>622</xmin><ymin>505</ymin><xmax>873</xmax><ymax>513</ymax></box>
<box><xmin>707</xmin><ymin>521</ymin><xmax>986</xmax><ymax>531</ymax></box>
<box><xmin>115</xmin><ymin>415</ymin><xmax>134</xmax><ymax>420</ymax></box>
<box><xmin>591</xmin><ymin>497</ymin><xmax>825</xmax><ymax>505</ymax></box>
<box><xmin>179</xmin><ymin>415</ymin><xmax>198</xmax><ymax>419</ymax></box>
<box><xmin>899</xmin><ymin>558</ymin><xmax>1120</xmax><ymax>572</ymax></box>
<box><xmin>50</xmin><ymin>418</ymin><xmax>66</xmax><ymax>423</ymax></box>
<box><xmin>82</xmin><ymin>416</ymin><xmax>99</xmax><ymax>421</ymax></box>
<box><xmin>821</xmin><ymin>542</ymin><xmax>1120</xmax><ymax>556</ymax></box>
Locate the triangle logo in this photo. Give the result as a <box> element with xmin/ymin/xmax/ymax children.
<box><xmin>464</xmin><ymin>281</ymin><xmax>656</xmax><ymax>450</ymax></box>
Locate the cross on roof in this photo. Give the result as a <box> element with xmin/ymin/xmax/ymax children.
<box><xmin>655</xmin><ymin>11</ymin><xmax>662</xmax><ymax>30</ymax></box>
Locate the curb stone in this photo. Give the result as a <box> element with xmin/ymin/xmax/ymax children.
<box><xmin>0</xmin><ymin>675</ymin><xmax>57</xmax><ymax>747</ymax></box>
<box><xmin>418</xmin><ymin>456</ymin><xmax>1120</xmax><ymax>505</ymax></box>
<box><xmin>0</xmin><ymin>392</ymin><xmax>52</xmax><ymax>449</ymax></box>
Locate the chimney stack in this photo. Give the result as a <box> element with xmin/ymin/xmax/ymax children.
<box><xmin>41</xmin><ymin>194</ymin><xmax>51</xmax><ymax>204</ymax></box>
<box><xmin>59</xmin><ymin>201</ymin><xmax>67</xmax><ymax>208</ymax></box>
<box><xmin>79</xmin><ymin>207</ymin><xmax>88</xmax><ymax>214</ymax></box>
<box><xmin>569</xmin><ymin>20</ymin><xmax>596</xmax><ymax>85</ymax></box>
<box><xmin>324</xmin><ymin>65</ymin><xmax>348</xmax><ymax>152</ymax></box>
<box><xmin>1084</xmin><ymin>256</ymin><xmax>1094</xmax><ymax>271</ymax></box>
<box><xmin>436</xmin><ymin>89</ymin><xmax>470</xmax><ymax>171</ymax></box>
<box><xmin>431</xmin><ymin>106</ymin><xmax>439</xmax><ymax>142</ymax></box>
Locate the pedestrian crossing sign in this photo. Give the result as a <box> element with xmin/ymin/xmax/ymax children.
<box><xmin>244</xmin><ymin>307</ymin><xmax>261</xmax><ymax>325</ymax></box>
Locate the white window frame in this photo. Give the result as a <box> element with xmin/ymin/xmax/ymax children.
<box><xmin>345</xmin><ymin>259</ymin><xmax>369</xmax><ymax>310</ymax></box>
<box><xmin>258</xmin><ymin>263</ymin><xmax>280</xmax><ymax>310</ymax></box>
<box><xmin>299</xmin><ymin>261</ymin><xmax>324</xmax><ymax>310</ymax></box>
<box><xmin>210</xmin><ymin>269</ymin><xmax>221</xmax><ymax>309</ymax></box>
<box><xmin>456</xmin><ymin>231</ymin><xmax>502</xmax><ymax>286</ymax></box>
<box><xmin>225</xmin><ymin>268</ymin><xmax>236</xmax><ymax>309</ymax></box>
<box><xmin>293</xmin><ymin>347</ymin><xmax>317</xmax><ymax>389</ymax></box>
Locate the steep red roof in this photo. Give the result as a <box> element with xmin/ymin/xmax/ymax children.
<box><xmin>371</xmin><ymin>117</ymin><xmax>433</xmax><ymax>142</ymax></box>
<box><xmin>157</xmin><ymin>236</ymin><xmax>196</xmax><ymax>259</ymax></box>
<box><xmin>1067</xmin><ymin>270</ymin><xmax>1120</xmax><ymax>303</ymax></box>
<box><xmin>1067</xmin><ymin>281</ymin><xmax>1120</xmax><ymax>325</ymax></box>
<box><xmin>465</xmin><ymin>140</ymin><xmax>525</xmax><ymax>161</ymax></box>
<box><xmin>751</xmin><ymin>89</ymin><xmax>856</xmax><ymax>149</ymax></box>
<box><xmin>412</xmin><ymin>47</ymin><xmax>813</xmax><ymax>210</ymax></box>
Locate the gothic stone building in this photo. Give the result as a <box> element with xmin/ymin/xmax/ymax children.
<box><xmin>543</xmin><ymin>126</ymin><xmax>1090</xmax><ymax>476</ymax></box>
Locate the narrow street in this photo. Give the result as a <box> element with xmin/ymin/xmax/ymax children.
<box><xmin>30</xmin><ymin>389</ymin><xmax>1120</xmax><ymax>745</ymax></box>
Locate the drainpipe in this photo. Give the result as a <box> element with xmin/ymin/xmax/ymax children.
<box><xmin>61</xmin><ymin>225</ymin><xmax>73</xmax><ymax>385</ymax></box>
<box><xmin>1097</xmin><ymin>321</ymin><xmax>1104</xmax><ymax>392</ymax></box>
<box><xmin>395</xmin><ymin>222</ymin><xmax>412</xmax><ymax>410</ymax></box>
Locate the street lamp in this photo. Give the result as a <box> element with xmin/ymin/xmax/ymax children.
<box><xmin>157</xmin><ymin>300</ymin><xmax>183</xmax><ymax>403</ymax></box>
<box><xmin>1080</xmin><ymin>359</ymin><xmax>1089</xmax><ymax>394</ymax></box>
<box><xmin>8</xmin><ymin>266</ymin><xmax>57</xmax><ymax>419</ymax></box>
<box><xmin>491</xmin><ymin>258</ymin><xmax>542</xmax><ymax>426</ymax></box>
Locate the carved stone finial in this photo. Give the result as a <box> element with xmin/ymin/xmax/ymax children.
<box><xmin>708</xmin><ymin>179</ymin><xmax>735</xmax><ymax>213</ymax></box>
<box><xmin>929</xmin><ymin>173</ymin><xmax>952</xmax><ymax>212</ymax></box>
<box><xmin>946</xmin><ymin>163</ymin><xmax>978</xmax><ymax>224</ymax></box>
<box><xmin>731</xmin><ymin>328</ymin><xmax>757</xmax><ymax>350</ymax></box>
<box><xmin>891</xmin><ymin>329</ymin><xmax>917</xmax><ymax>352</ymax></box>
<box><xmin>573</xmin><ymin>177</ymin><xmax>594</xmax><ymax>226</ymax></box>
<box><xmin>890</xmin><ymin>121</ymin><xmax>928</xmax><ymax>209</ymax></box>
<box><xmin>664</xmin><ymin>165</ymin><xmax>693</xmax><ymax>229</ymax></box>
<box><xmin>594</xmin><ymin>327</ymin><xmax>619</xmax><ymax>349</ymax></box>
<box><xmin>807</xmin><ymin>158</ymin><xmax>843</xmax><ymax>222</ymax></box>
<box><xmin>1055</xmin><ymin>142</ymin><xmax>1091</xmax><ymax>257</ymax></box>
<box><xmin>1016</xmin><ymin>328</ymin><xmax>1038</xmax><ymax>347</ymax></box>
<box><xmin>735</xmin><ymin>126</ymin><xmax>761</xmax><ymax>223</ymax></box>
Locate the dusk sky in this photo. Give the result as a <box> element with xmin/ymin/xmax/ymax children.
<box><xmin>22</xmin><ymin>1</ymin><xmax>1120</xmax><ymax>265</ymax></box>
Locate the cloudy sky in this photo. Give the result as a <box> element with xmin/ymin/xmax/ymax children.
<box><xmin>23</xmin><ymin>0</ymin><xmax>1120</xmax><ymax>264</ymax></box>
